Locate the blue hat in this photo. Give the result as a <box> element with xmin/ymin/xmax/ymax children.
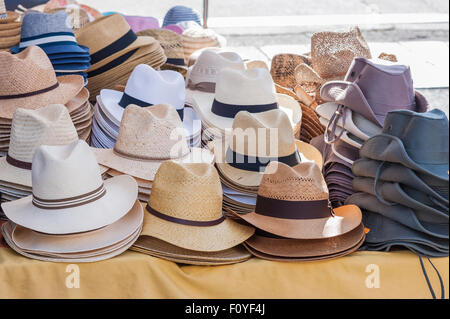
<box><xmin>162</xmin><ymin>5</ymin><xmax>201</xmax><ymax>27</ymax></box>
<box><xmin>3</xmin><ymin>0</ymin><xmax>48</xmax><ymax>11</ymax></box>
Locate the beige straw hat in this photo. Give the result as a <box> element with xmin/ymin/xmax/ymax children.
<box><xmin>93</xmin><ymin>104</ymin><xmax>214</xmax><ymax>181</ymax></box>
<box><xmin>213</xmin><ymin>109</ymin><xmax>323</xmax><ymax>188</ymax></box>
<box><xmin>0</xmin><ymin>11</ymin><xmax>20</xmax><ymax>24</ymax></box>
<box><xmin>182</xmin><ymin>27</ymin><xmax>226</xmax><ymax>63</ymax></box>
<box><xmin>0</xmin><ymin>46</ymin><xmax>84</xmax><ymax>119</ymax></box>
<box><xmin>0</xmin><ymin>104</ymin><xmax>79</xmax><ymax>188</ymax></box>
<box><xmin>1</xmin><ymin>140</ymin><xmax>138</xmax><ymax>234</ymax></box>
<box><xmin>140</xmin><ymin>161</ymin><xmax>254</xmax><ymax>252</ymax></box>
<box><xmin>0</xmin><ymin>26</ymin><xmax>20</xmax><ymax>37</ymax></box>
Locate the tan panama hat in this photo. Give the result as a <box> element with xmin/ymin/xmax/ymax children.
<box><xmin>0</xmin><ymin>26</ymin><xmax>20</xmax><ymax>37</ymax></box>
<box><xmin>92</xmin><ymin>104</ymin><xmax>214</xmax><ymax>182</ymax></box>
<box><xmin>213</xmin><ymin>109</ymin><xmax>323</xmax><ymax>188</ymax></box>
<box><xmin>0</xmin><ymin>10</ymin><xmax>20</xmax><ymax>24</ymax></box>
<box><xmin>182</xmin><ymin>27</ymin><xmax>225</xmax><ymax>63</ymax></box>
<box><xmin>228</xmin><ymin>161</ymin><xmax>363</xmax><ymax>240</ymax></box>
<box><xmin>0</xmin><ymin>104</ymin><xmax>79</xmax><ymax>188</ymax></box>
<box><xmin>139</xmin><ymin>161</ymin><xmax>254</xmax><ymax>252</ymax></box>
<box><xmin>1</xmin><ymin>140</ymin><xmax>138</xmax><ymax>234</ymax></box>
<box><xmin>0</xmin><ymin>46</ymin><xmax>84</xmax><ymax>119</ymax></box>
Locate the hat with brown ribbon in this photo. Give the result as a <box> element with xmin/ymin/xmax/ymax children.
<box><xmin>0</xmin><ymin>46</ymin><xmax>84</xmax><ymax>119</ymax></box>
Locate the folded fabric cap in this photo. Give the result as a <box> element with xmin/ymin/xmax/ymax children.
<box><xmin>320</xmin><ymin>57</ymin><xmax>429</xmax><ymax>127</ymax></box>
<box><xmin>1</xmin><ymin>140</ymin><xmax>138</xmax><ymax>234</ymax></box>
<box><xmin>141</xmin><ymin>161</ymin><xmax>254</xmax><ymax>252</ymax></box>
<box><xmin>162</xmin><ymin>5</ymin><xmax>201</xmax><ymax>27</ymax></box>
<box><xmin>360</xmin><ymin>108</ymin><xmax>449</xmax><ymax>182</ymax></box>
<box><xmin>92</xmin><ymin>104</ymin><xmax>214</xmax><ymax>181</ymax></box>
<box><xmin>228</xmin><ymin>161</ymin><xmax>362</xmax><ymax>240</ymax></box>
<box><xmin>0</xmin><ymin>104</ymin><xmax>79</xmax><ymax>188</ymax></box>
<box><xmin>213</xmin><ymin>109</ymin><xmax>322</xmax><ymax>188</ymax></box>
<box><xmin>0</xmin><ymin>46</ymin><xmax>84</xmax><ymax>119</ymax></box>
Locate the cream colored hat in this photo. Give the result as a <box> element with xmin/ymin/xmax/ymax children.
<box><xmin>191</xmin><ymin>67</ymin><xmax>303</xmax><ymax>135</ymax></box>
<box><xmin>140</xmin><ymin>161</ymin><xmax>254</xmax><ymax>252</ymax></box>
<box><xmin>213</xmin><ymin>109</ymin><xmax>323</xmax><ymax>188</ymax></box>
<box><xmin>93</xmin><ymin>104</ymin><xmax>214</xmax><ymax>181</ymax></box>
<box><xmin>1</xmin><ymin>140</ymin><xmax>138</xmax><ymax>234</ymax></box>
<box><xmin>0</xmin><ymin>104</ymin><xmax>78</xmax><ymax>188</ymax></box>
<box><xmin>182</xmin><ymin>27</ymin><xmax>226</xmax><ymax>63</ymax></box>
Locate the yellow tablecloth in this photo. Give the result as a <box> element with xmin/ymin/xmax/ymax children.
<box><xmin>0</xmin><ymin>246</ymin><xmax>448</xmax><ymax>298</ymax></box>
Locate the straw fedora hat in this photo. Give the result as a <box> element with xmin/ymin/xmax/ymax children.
<box><xmin>0</xmin><ymin>46</ymin><xmax>84</xmax><ymax>119</ymax></box>
<box><xmin>140</xmin><ymin>161</ymin><xmax>254</xmax><ymax>251</ymax></box>
<box><xmin>75</xmin><ymin>13</ymin><xmax>158</xmax><ymax>70</ymax></box>
<box><xmin>0</xmin><ymin>10</ymin><xmax>20</xmax><ymax>24</ymax></box>
<box><xmin>182</xmin><ymin>27</ymin><xmax>226</xmax><ymax>62</ymax></box>
<box><xmin>270</xmin><ymin>53</ymin><xmax>311</xmax><ymax>89</ymax></box>
<box><xmin>0</xmin><ymin>104</ymin><xmax>78</xmax><ymax>188</ymax></box>
<box><xmin>213</xmin><ymin>109</ymin><xmax>323</xmax><ymax>188</ymax></box>
<box><xmin>1</xmin><ymin>140</ymin><xmax>138</xmax><ymax>234</ymax></box>
<box><xmin>191</xmin><ymin>67</ymin><xmax>303</xmax><ymax>133</ymax></box>
<box><xmin>228</xmin><ymin>161</ymin><xmax>362</xmax><ymax>239</ymax></box>
<box><xmin>93</xmin><ymin>104</ymin><xmax>214</xmax><ymax>181</ymax></box>
<box><xmin>137</xmin><ymin>28</ymin><xmax>185</xmax><ymax>66</ymax></box>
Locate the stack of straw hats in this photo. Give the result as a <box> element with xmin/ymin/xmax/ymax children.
<box><xmin>182</xmin><ymin>26</ymin><xmax>226</xmax><ymax>64</ymax></box>
<box><xmin>228</xmin><ymin>161</ymin><xmax>365</xmax><ymax>261</ymax></box>
<box><xmin>91</xmin><ymin>64</ymin><xmax>201</xmax><ymax>148</ymax></box>
<box><xmin>312</xmin><ymin>57</ymin><xmax>429</xmax><ymax>207</ymax></box>
<box><xmin>0</xmin><ymin>10</ymin><xmax>21</xmax><ymax>52</ymax></box>
<box><xmin>93</xmin><ymin>104</ymin><xmax>214</xmax><ymax>202</ymax></box>
<box><xmin>11</xmin><ymin>11</ymin><xmax>91</xmax><ymax>84</ymax></box>
<box><xmin>0</xmin><ymin>46</ymin><xmax>92</xmax><ymax>156</ymax></box>
<box><xmin>162</xmin><ymin>5</ymin><xmax>202</xmax><ymax>28</ymax></box>
<box><xmin>131</xmin><ymin>160</ymin><xmax>255</xmax><ymax>265</ymax></box>
<box><xmin>75</xmin><ymin>13</ymin><xmax>166</xmax><ymax>100</ymax></box>
<box><xmin>0</xmin><ymin>105</ymin><xmax>76</xmax><ymax>217</ymax></box>
<box><xmin>346</xmin><ymin>109</ymin><xmax>449</xmax><ymax>257</ymax></box>
<box><xmin>1</xmin><ymin>140</ymin><xmax>143</xmax><ymax>262</ymax></box>
<box><xmin>211</xmin><ymin>109</ymin><xmax>323</xmax><ymax>215</ymax></box>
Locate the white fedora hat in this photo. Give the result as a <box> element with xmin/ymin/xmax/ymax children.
<box><xmin>0</xmin><ymin>104</ymin><xmax>78</xmax><ymax>188</ymax></box>
<box><xmin>185</xmin><ymin>49</ymin><xmax>245</xmax><ymax>106</ymax></box>
<box><xmin>1</xmin><ymin>140</ymin><xmax>138</xmax><ymax>234</ymax></box>
<box><xmin>92</xmin><ymin>104</ymin><xmax>214</xmax><ymax>181</ymax></box>
<box><xmin>191</xmin><ymin>67</ymin><xmax>302</xmax><ymax>134</ymax></box>
<box><xmin>99</xmin><ymin>64</ymin><xmax>200</xmax><ymax>138</ymax></box>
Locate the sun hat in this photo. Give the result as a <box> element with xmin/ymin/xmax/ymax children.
<box><xmin>136</xmin><ymin>28</ymin><xmax>185</xmax><ymax>66</ymax></box>
<box><xmin>227</xmin><ymin>161</ymin><xmax>362</xmax><ymax>239</ymax></box>
<box><xmin>182</xmin><ymin>27</ymin><xmax>226</xmax><ymax>62</ymax></box>
<box><xmin>1</xmin><ymin>140</ymin><xmax>138</xmax><ymax>234</ymax></box>
<box><xmin>320</xmin><ymin>57</ymin><xmax>429</xmax><ymax>127</ymax></box>
<box><xmin>139</xmin><ymin>161</ymin><xmax>254</xmax><ymax>252</ymax></box>
<box><xmin>213</xmin><ymin>109</ymin><xmax>323</xmax><ymax>189</ymax></box>
<box><xmin>124</xmin><ymin>15</ymin><xmax>159</xmax><ymax>33</ymax></box>
<box><xmin>191</xmin><ymin>67</ymin><xmax>303</xmax><ymax>134</ymax></box>
<box><xmin>0</xmin><ymin>104</ymin><xmax>78</xmax><ymax>189</ymax></box>
<box><xmin>360</xmin><ymin>109</ymin><xmax>449</xmax><ymax>182</ymax></box>
<box><xmin>0</xmin><ymin>46</ymin><xmax>84</xmax><ymax>119</ymax></box>
<box><xmin>93</xmin><ymin>104</ymin><xmax>214</xmax><ymax>181</ymax></box>
<box><xmin>162</xmin><ymin>5</ymin><xmax>201</xmax><ymax>27</ymax></box>
<box><xmin>270</xmin><ymin>53</ymin><xmax>311</xmax><ymax>89</ymax></box>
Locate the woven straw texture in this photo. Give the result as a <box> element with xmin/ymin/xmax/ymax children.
<box><xmin>46</xmin><ymin>7</ymin><xmax>90</xmax><ymax>30</ymax></box>
<box><xmin>137</xmin><ymin>28</ymin><xmax>184</xmax><ymax>60</ymax></box>
<box><xmin>270</xmin><ymin>53</ymin><xmax>310</xmax><ymax>89</ymax></box>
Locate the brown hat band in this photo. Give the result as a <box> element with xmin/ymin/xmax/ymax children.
<box><xmin>255</xmin><ymin>195</ymin><xmax>333</xmax><ymax>219</ymax></box>
<box><xmin>146</xmin><ymin>204</ymin><xmax>225</xmax><ymax>227</ymax></box>
<box><xmin>6</xmin><ymin>154</ymin><xmax>32</xmax><ymax>170</ymax></box>
<box><xmin>186</xmin><ymin>79</ymin><xmax>215</xmax><ymax>93</ymax></box>
<box><xmin>0</xmin><ymin>82</ymin><xmax>59</xmax><ymax>100</ymax></box>
<box><xmin>32</xmin><ymin>184</ymin><xmax>106</xmax><ymax>210</ymax></box>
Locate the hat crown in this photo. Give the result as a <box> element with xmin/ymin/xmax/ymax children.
<box><xmin>114</xmin><ymin>104</ymin><xmax>189</xmax><ymax>160</ymax></box>
<box><xmin>0</xmin><ymin>46</ymin><xmax>58</xmax><ymax>97</ymax></box>
<box><xmin>124</xmin><ymin>64</ymin><xmax>186</xmax><ymax>110</ymax></box>
<box><xmin>215</xmin><ymin>68</ymin><xmax>277</xmax><ymax>106</ymax></box>
<box><xmin>345</xmin><ymin>57</ymin><xmax>415</xmax><ymax>109</ymax></box>
<box><xmin>188</xmin><ymin>50</ymin><xmax>245</xmax><ymax>84</ymax></box>
<box><xmin>383</xmin><ymin>108</ymin><xmax>449</xmax><ymax>163</ymax></box>
<box><xmin>138</xmin><ymin>29</ymin><xmax>182</xmax><ymax>55</ymax></box>
<box><xmin>20</xmin><ymin>11</ymin><xmax>73</xmax><ymax>39</ymax></box>
<box><xmin>230</xmin><ymin>109</ymin><xmax>296</xmax><ymax>157</ymax></box>
<box><xmin>32</xmin><ymin>140</ymin><xmax>103</xmax><ymax>200</ymax></box>
<box><xmin>163</xmin><ymin>5</ymin><xmax>201</xmax><ymax>27</ymax></box>
<box><xmin>311</xmin><ymin>26</ymin><xmax>371</xmax><ymax>78</ymax></box>
<box><xmin>149</xmin><ymin>161</ymin><xmax>222</xmax><ymax>221</ymax></box>
<box><xmin>8</xmin><ymin>104</ymin><xmax>79</xmax><ymax>162</ymax></box>
<box><xmin>258</xmin><ymin>162</ymin><xmax>329</xmax><ymax>201</ymax></box>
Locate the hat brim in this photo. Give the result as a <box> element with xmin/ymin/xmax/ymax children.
<box><xmin>10</xmin><ymin>43</ymin><xmax>90</xmax><ymax>55</ymax></box>
<box><xmin>245</xmin><ymin>223</ymin><xmax>365</xmax><ymax>257</ymax></box>
<box><xmin>92</xmin><ymin>147</ymin><xmax>214</xmax><ymax>181</ymax></box>
<box><xmin>214</xmin><ymin>139</ymin><xmax>323</xmax><ymax>188</ymax></box>
<box><xmin>0</xmin><ymin>75</ymin><xmax>84</xmax><ymax>119</ymax></box>
<box><xmin>12</xmin><ymin>200</ymin><xmax>143</xmax><ymax>253</ymax></box>
<box><xmin>0</xmin><ymin>22</ymin><xmax>21</xmax><ymax>31</ymax></box>
<box><xmin>140</xmin><ymin>204</ymin><xmax>255</xmax><ymax>252</ymax></box>
<box><xmin>0</xmin><ymin>157</ymin><xmax>32</xmax><ymax>187</ymax></box>
<box><xmin>228</xmin><ymin>204</ymin><xmax>362</xmax><ymax>239</ymax></box>
<box><xmin>319</xmin><ymin>117</ymin><xmax>363</xmax><ymax>149</ymax></box>
<box><xmin>190</xmin><ymin>91</ymin><xmax>302</xmax><ymax>133</ymax></box>
<box><xmin>1</xmin><ymin>175</ymin><xmax>138</xmax><ymax>234</ymax></box>
<box><xmin>360</xmin><ymin>134</ymin><xmax>449</xmax><ymax>182</ymax></box>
